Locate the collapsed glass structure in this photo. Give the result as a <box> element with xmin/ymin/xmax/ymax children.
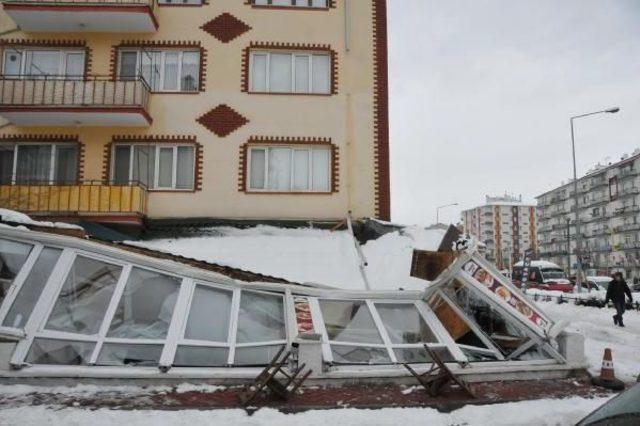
<box><xmin>0</xmin><ymin>226</ymin><xmax>581</xmax><ymax>380</ymax></box>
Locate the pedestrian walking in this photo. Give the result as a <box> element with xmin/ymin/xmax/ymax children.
<box><xmin>605</xmin><ymin>272</ymin><xmax>633</xmax><ymax>327</ymax></box>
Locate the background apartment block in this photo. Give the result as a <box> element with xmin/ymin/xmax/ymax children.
<box><xmin>536</xmin><ymin>149</ymin><xmax>640</xmax><ymax>280</ymax></box>
<box><xmin>461</xmin><ymin>195</ymin><xmax>537</xmax><ymax>270</ymax></box>
<box><xmin>0</xmin><ymin>0</ymin><xmax>390</xmax><ymax>226</ymax></box>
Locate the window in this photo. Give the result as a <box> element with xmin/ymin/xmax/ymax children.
<box><xmin>2</xmin><ymin>49</ymin><xmax>85</xmax><ymax>78</ymax></box>
<box><xmin>118</xmin><ymin>49</ymin><xmax>200</xmax><ymax>92</ymax></box>
<box><xmin>112</xmin><ymin>144</ymin><xmax>195</xmax><ymax>190</ymax></box>
<box><xmin>0</xmin><ymin>143</ymin><xmax>78</xmax><ymax>185</ymax></box>
<box><xmin>248</xmin><ymin>146</ymin><xmax>331</xmax><ymax>192</ymax></box>
<box><xmin>158</xmin><ymin>0</ymin><xmax>202</xmax><ymax>5</ymax></box>
<box><xmin>0</xmin><ymin>239</ymin><xmax>33</xmax><ymax>309</ymax></box>
<box><xmin>251</xmin><ymin>0</ymin><xmax>328</xmax><ymax>7</ymax></box>
<box><xmin>249</xmin><ymin>51</ymin><xmax>331</xmax><ymax>94</ymax></box>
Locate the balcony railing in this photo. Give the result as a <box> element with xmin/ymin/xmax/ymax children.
<box><xmin>0</xmin><ymin>75</ymin><xmax>150</xmax><ymax>109</ymax></box>
<box><xmin>615</xmin><ymin>223</ymin><xmax>640</xmax><ymax>233</ymax></box>
<box><xmin>0</xmin><ymin>181</ymin><xmax>147</xmax><ymax>217</ymax></box>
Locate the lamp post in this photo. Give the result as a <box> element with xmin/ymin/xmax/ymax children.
<box><xmin>436</xmin><ymin>203</ymin><xmax>458</xmax><ymax>224</ymax></box>
<box><xmin>570</xmin><ymin>107</ymin><xmax>620</xmax><ymax>293</ymax></box>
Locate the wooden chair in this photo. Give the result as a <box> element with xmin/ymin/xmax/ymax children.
<box><xmin>403</xmin><ymin>344</ymin><xmax>475</xmax><ymax>398</ymax></box>
<box><xmin>238</xmin><ymin>346</ymin><xmax>313</xmax><ymax>407</ymax></box>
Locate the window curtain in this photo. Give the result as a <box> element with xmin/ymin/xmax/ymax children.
<box><xmin>15</xmin><ymin>145</ymin><xmax>52</xmax><ymax>184</ymax></box>
<box><xmin>0</xmin><ymin>146</ymin><xmax>14</xmax><ymax>184</ymax></box>
<box><xmin>250</xmin><ymin>54</ymin><xmax>267</xmax><ymax>92</ymax></box>
<box><xmin>181</xmin><ymin>52</ymin><xmax>199</xmax><ymax>92</ymax></box>
<box><xmin>176</xmin><ymin>146</ymin><xmax>194</xmax><ymax>190</ymax></box>
<box><xmin>132</xmin><ymin>145</ymin><xmax>155</xmax><ymax>188</ymax></box>
<box><xmin>3</xmin><ymin>49</ymin><xmax>22</xmax><ymax>76</ymax></box>
<box><xmin>312</xmin><ymin>149</ymin><xmax>330</xmax><ymax>191</ymax></box>
<box><xmin>26</xmin><ymin>51</ymin><xmax>60</xmax><ymax>76</ymax></box>
<box><xmin>294</xmin><ymin>55</ymin><xmax>310</xmax><ymax>92</ymax></box>
<box><xmin>162</xmin><ymin>52</ymin><xmax>179</xmax><ymax>91</ymax></box>
<box><xmin>312</xmin><ymin>54</ymin><xmax>331</xmax><ymax>94</ymax></box>
<box><xmin>249</xmin><ymin>149</ymin><xmax>266</xmax><ymax>189</ymax></box>
<box><xmin>141</xmin><ymin>51</ymin><xmax>161</xmax><ymax>90</ymax></box>
<box><xmin>54</xmin><ymin>146</ymin><xmax>78</xmax><ymax>184</ymax></box>
<box><xmin>113</xmin><ymin>146</ymin><xmax>131</xmax><ymax>185</ymax></box>
<box><xmin>267</xmin><ymin>148</ymin><xmax>291</xmax><ymax>191</ymax></box>
<box><xmin>293</xmin><ymin>149</ymin><xmax>309</xmax><ymax>190</ymax></box>
<box><xmin>158</xmin><ymin>147</ymin><xmax>174</xmax><ymax>188</ymax></box>
<box><xmin>269</xmin><ymin>53</ymin><xmax>292</xmax><ymax>92</ymax></box>
<box><xmin>119</xmin><ymin>52</ymin><xmax>138</xmax><ymax>80</ymax></box>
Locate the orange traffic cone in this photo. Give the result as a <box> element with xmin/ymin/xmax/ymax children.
<box><xmin>592</xmin><ymin>348</ymin><xmax>625</xmax><ymax>390</ymax></box>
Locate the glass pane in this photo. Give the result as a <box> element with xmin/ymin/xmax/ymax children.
<box><xmin>311</xmin><ymin>149</ymin><xmax>330</xmax><ymax>191</ymax></box>
<box><xmin>294</xmin><ymin>55</ymin><xmax>310</xmax><ymax>93</ymax></box>
<box><xmin>119</xmin><ymin>51</ymin><xmax>138</xmax><ymax>79</ymax></box>
<box><xmin>184</xmin><ymin>285</ymin><xmax>232</xmax><ymax>342</ymax></box>
<box><xmin>311</xmin><ymin>0</ymin><xmax>327</xmax><ymax>6</ymax></box>
<box><xmin>2</xmin><ymin>248</ymin><xmax>61</xmax><ymax>329</ymax></box>
<box><xmin>330</xmin><ymin>345</ymin><xmax>390</xmax><ymax>364</ymax></box>
<box><xmin>181</xmin><ymin>51</ymin><xmax>199</xmax><ymax>92</ymax></box>
<box><xmin>158</xmin><ymin>147</ymin><xmax>174</xmax><ymax>188</ymax></box>
<box><xmin>250</xmin><ymin>54</ymin><xmax>267</xmax><ymax>92</ymax></box>
<box><xmin>64</xmin><ymin>53</ymin><xmax>84</xmax><ymax>77</ymax></box>
<box><xmin>107</xmin><ymin>268</ymin><xmax>181</xmax><ymax>340</ymax></box>
<box><xmin>234</xmin><ymin>345</ymin><xmax>284</xmax><ymax>366</ymax></box>
<box><xmin>163</xmin><ymin>52</ymin><xmax>179</xmax><ymax>91</ymax></box>
<box><xmin>113</xmin><ymin>146</ymin><xmax>131</xmax><ymax>185</ymax></box>
<box><xmin>54</xmin><ymin>145</ymin><xmax>78</xmax><ymax>184</ymax></box>
<box><xmin>267</xmin><ymin>148</ymin><xmax>291</xmax><ymax>191</ymax></box>
<box><xmin>375</xmin><ymin>303</ymin><xmax>437</xmax><ymax>344</ymax></box>
<box><xmin>3</xmin><ymin>49</ymin><xmax>22</xmax><ymax>76</ymax></box>
<box><xmin>0</xmin><ymin>145</ymin><xmax>14</xmax><ymax>184</ymax></box>
<box><xmin>27</xmin><ymin>51</ymin><xmax>60</xmax><ymax>76</ymax></box>
<box><xmin>319</xmin><ymin>300</ymin><xmax>382</xmax><ymax>344</ymax></box>
<box><xmin>132</xmin><ymin>145</ymin><xmax>155</xmax><ymax>188</ymax></box>
<box><xmin>173</xmin><ymin>346</ymin><xmax>228</xmax><ymax>367</ymax></box>
<box><xmin>176</xmin><ymin>146</ymin><xmax>194</xmax><ymax>190</ymax></box>
<box><xmin>0</xmin><ymin>239</ymin><xmax>33</xmax><ymax>307</ymax></box>
<box><xmin>393</xmin><ymin>346</ymin><xmax>454</xmax><ymax>364</ymax></box>
<box><xmin>293</xmin><ymin>149</ymin><xmax>309</xmax><ymax>191</ymax></box>
<box><xmin>15</xmin><ymin>145</ymin><xmax>52</xmax><ymax>184</ymax></box>
<box><xmin>236</xmin><ymin>291</ymin><xmax>285</xmax><ymax>343</ymax></box>
<box><xmin>249</xmin><ymin>149</ymin><xmax>266</xmax><ymax>189</ymax></box>
<box><xmin>26</xmin><ymin>338</ymin><xmax>94</xmax><ymax>365</ymax></box>
<box><xmin>269</xmin><ymin>53</ymin><xmax>292</xmax><ymax>93</ymax></box>
<box><xmin>141</xmin><ymin>51</ymin><xmax>161</xmax><ymax>90</ymax></box>
<box><xmin>45</xmin><ymin>256</ymin><xmax>121</xmax><ymax>335</ymax></box>
<box><xmin>96</xmin><ymin>343</ymin><xmax>163</xmax><ymax>366</ymax></box>
<box><xmin>312</xmin><ymin>54</ymin><xmax>331</xmax><ymax>94</ymax></box>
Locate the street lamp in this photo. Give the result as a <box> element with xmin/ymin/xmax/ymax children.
<box><xmin>436</xmin><ymin>203</ymin><xmax>458</xmax><ymax>224</ymax></box>
<box><xmin>570</xmin><ymin>107</ymin><xmax>620</xmax><ymax>293</ymax></box>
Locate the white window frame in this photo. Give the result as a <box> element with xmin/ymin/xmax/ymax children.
<box><xmin>247</xmin><ymin>145</ymin><xmax>331</xmax><ymax>193</ymax></box>
<box><xmin>116</xmin><ymin>49</ymin><xmax>200</xmax><ymax>93</ymax></box>
<box><xmin>0</xmin><ymin>142</ymin><xmax>78</xmax><ymax>185</ymax></box>
<box><xmin>2</xmin><ymin>48</ymin><xmax>85</xmax><ymax>78</ymax></box>
<box><xmin>110</xmin><ymin>143</ymin><xmax>195</xmax><ymax>191</ymax></box>
<box><xmin>252</xmin><ymin>0</ymin><xmax>328</xmax><ymax>8</ymax></box>
<box><xmin>249</xmin><ymin>50</ymin><xmax>331</xmax><ymax>94</ymax></box>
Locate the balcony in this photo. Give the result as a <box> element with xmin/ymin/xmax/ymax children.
<box><xmin>0</xmin><ymin>76</ymin><xmax>151</xmax><ymax>126</ymax></box>
<box><xmin>619</xmin><ymin>186</ymin><xmax>640</xmax><ymax>198</ymax></box>
<box><xmin>615</xmin><ymin>223</ymin><xmax>640</xmax><ymax>233</ymax></box>
<box><xmin>0</xmin><ymin>181</ymin><xmax>147</xmax><ymax>224</ymax></box>
<box><xmin>1</xmin><ymin>0</ymin><xmax>157</xmax><ymax>33</ymax></box>
<box><xmin>619</xmin><ymin>168</ymin><xmax>639</xmax><ymax>179</ymax></box>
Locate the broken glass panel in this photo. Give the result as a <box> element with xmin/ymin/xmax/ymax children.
<box><xmin>96</xmin><ymin>343</ymin><xmax>163</xmax><ymax>366</ymax></box>
<box><xmin>184</xmin><ymin>285</ymin><xmax>232</xmax><ymax>342</ymax></box>
<box><xmin>0</xmin><ymin>239</ymin><xmax>33</xmax><ymax>308</ymax></box>
<box><xmin>26</xmin><ymin>338</ymin><xmax>94</xmax><ymax>365</ymax></box>
<box><xmin>235</xmin><ymin>291</ymin><xmax>285</xmax><ymax>343</ymax></box>
<box><xmin>375</xmin><ymin>303</ymin><xmax>437</xmax><ymax>344</ymax></box>
<box><xmin>319</xmin><ymin>300</ymin><xmax>382</xmax><ymax>344</ymax></box>
<box><xmin>3</xmin><ymin>247</ymin><xmax>61</xmax><ymax>329</ymax></box>
<box><xmin>234</xmin><ymin>345</ymin><xmax>284</xmax><ymax>366</ymax></box>
<box><xmin>107</xmin><ymin>268</ymin><xmax>181</xmax><ymax>340</ymax></box>
<box><xmin>330</xmin><ymin>345</ymin><xmax>390</xmax><ymax>364</ymax></box>
<box><xmin>173</xmin><ymin>346</ymin><xmax>229</xmax><ymax>367</ymax></box>
<box><xmin>45</xmin><ymin>256</ymin><xmax>121</xmax><ymax>335</ymax></box>
<box><xmin>393</xmin><ymin>346</ymin><xmax>454</xmax><ymax>364</ymax></box>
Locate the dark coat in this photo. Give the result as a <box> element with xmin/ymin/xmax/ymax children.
<box><xmin>605</xmin><ymin>279</ymin><xmax>633</xmax><ymax>304</ymax></box>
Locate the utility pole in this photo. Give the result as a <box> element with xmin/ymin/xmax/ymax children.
<box><xmin>566</xmin><ymin>217</ymin><xmax>571</xmax><ymax>277</ymax></box>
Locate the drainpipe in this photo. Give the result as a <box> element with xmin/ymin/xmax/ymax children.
<box><xmin>344</xmin><ymin>0</ymin><xmax>350</xmax><ymax>52</ymax></box>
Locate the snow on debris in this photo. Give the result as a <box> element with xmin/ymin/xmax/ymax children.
<box><xmin>0</xmin><ymin>396</ymin><xmax>612</xmax><ymax>426</ymax></box>
<box><xmin>127</xmin><ymin>225</ymin><xmax>447</xmax><ymax>291</ymax></box>
<box><xmin>0</xmin><ymin>209</ymin><xmax>83</xmax><ymax>231</ymax></box>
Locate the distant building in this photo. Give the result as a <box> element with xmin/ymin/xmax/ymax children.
<box><xmin>536</xmin><ymin>149</ymin><xmax>640</xmax><ymax>280</ymax></box>
<box><xmin>461</xmin><ymin>195</ymin><xmax>537</xmax><ymax>269</ymax></box>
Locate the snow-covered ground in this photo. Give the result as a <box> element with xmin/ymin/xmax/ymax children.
<box><xmin>127</xmin><ymin>225</ymin><xmax>446</xmax><ymax>291</ymax></box>
<box><xmin>0</xmin><ymin>396</ymin><xmax>612</xmax><ymax>426</ymax></box>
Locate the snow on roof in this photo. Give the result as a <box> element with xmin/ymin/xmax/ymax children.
<box><xmin>513</xmin><ymin>260</ymin><xmax>562</xmax><ymax>268</ymax></box>
<box><xmin>0</xmin><ymin>208</ymin><xmax>83</xmax><ymax>231</ymax></box>
<box><xmin>127</xmin><ymin>225</ymin><xmax>447</xmax><ymax>291</ymax></box>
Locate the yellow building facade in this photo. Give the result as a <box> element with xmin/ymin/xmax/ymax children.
<box><xmin>0</xmin><ymin>0</ymin><xmax>389</xmax><ymax>225</ymax></box>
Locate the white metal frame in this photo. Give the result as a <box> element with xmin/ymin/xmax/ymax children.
<box><xmin>1</xmin><ymin>48</ymin><xmax>85</xmax><ymax>78</ymax></box>
<box><xmin>247</xmin><ymin>145</ymin><xmax>331</xmax><ymax>192</ymax></box>
<box><xmin>117</xmin><ymin>49</ymin><xmax>200</xmax><ymax>93</ymax></box>
<box><xmin>252</xmin><ymin>0</ymin><xmax>328</xmax><ymax>8</ymax></box>
<box><xmin>248</xmin><ymin>50</ymin><xmax>331</xmax><ymax>94</ymax></box>
<box><xmin>0</xmin><ymin>142</ymin><xmax>79</xmax><ymax>185</ymax></box>
<box><xmin>110</xmin><ymin>143</ymin><xmax>195</xmax><ymax>191</ymax></box>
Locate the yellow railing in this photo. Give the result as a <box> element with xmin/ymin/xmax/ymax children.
<box><xmin>0</xmin><ymin>181</ymin><xmax>147</xmax><ymax>216</ymax></box>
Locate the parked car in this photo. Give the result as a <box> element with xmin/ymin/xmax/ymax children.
<box><xmin>585</xmin><ymin>276</ymin><xmax>613</xmax><ymax>291</ymax></box>
<box><xmin>576</xmin><ymin>383</ymin><xmax>640</xmax><ymax>425</ymax></box>
<box><xmin>512</xmin><ymin>260</ymin><xmax>573</xmax><ymax>293</ymax></box>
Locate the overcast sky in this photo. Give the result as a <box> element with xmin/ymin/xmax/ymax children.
<box><xmin>388</xmin><ymin>0</ymin><xmax>640</xmax><ymax>226</ymax></box>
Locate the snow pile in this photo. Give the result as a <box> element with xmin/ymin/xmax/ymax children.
<box><xmin>539</xmin><ymin>301</ymin><xmax>640</xmax><ymax>382</ymax></box>
<box><xmin>0</xmin><ymin>209</ymin><xmax>82</xmax><ymax>231</ymax></box>
<box><xmin>128</xmin><ymin>225</ymin><xmax>447</xmax><ymax>291</ymax></box>
<box><xmin>0</xmin><ymin>396</ymin><xmax>611</xmax><ymax>426</ymax></box>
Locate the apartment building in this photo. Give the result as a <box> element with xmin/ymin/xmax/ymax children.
<box><xmin>537</xmin><ymin>150</ymin><xmax>640</xmax><ymax>280</ymax></box>
<box><xmin>0</xmin><ymin>0</ymin><xmax>390</xmax><ymax>226</ymax></box>
<box><xmin>461</xmin><ymin>195</ymin><xmax>537</xmax><ymax>269</ymax></box>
